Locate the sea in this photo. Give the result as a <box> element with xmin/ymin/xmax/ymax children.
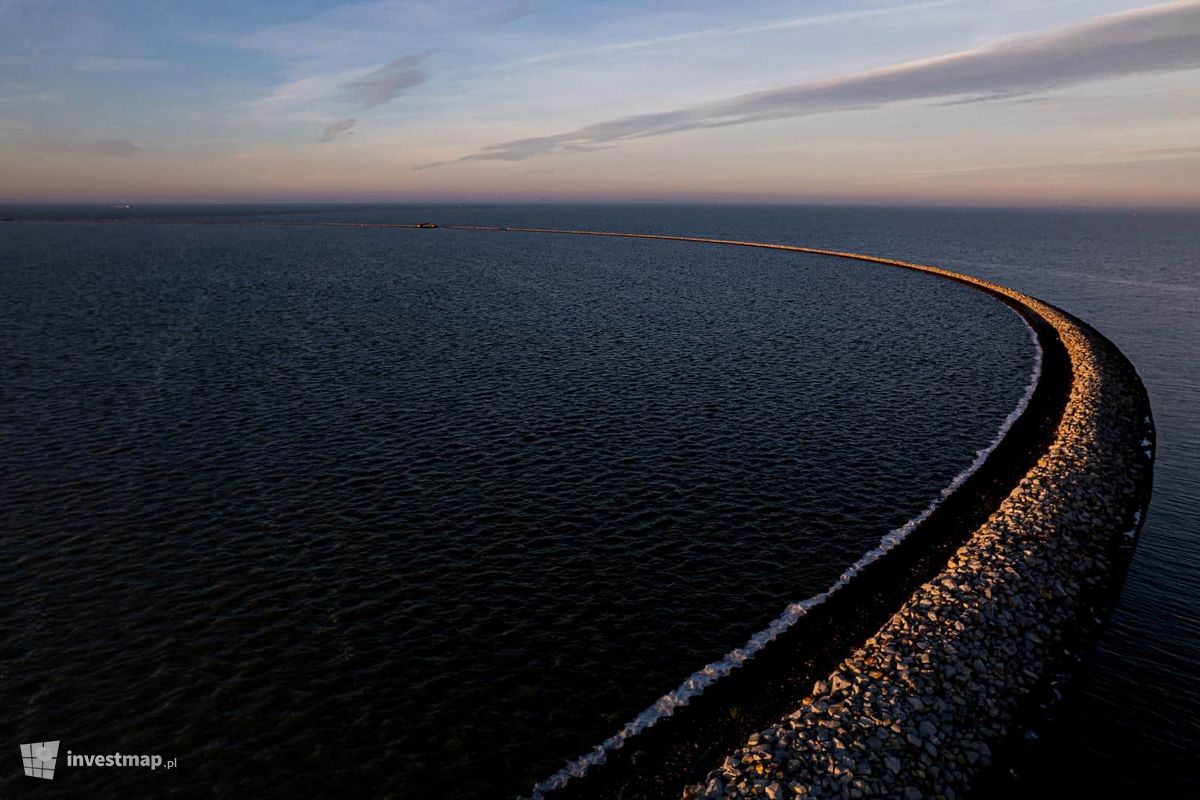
<box><xmin>1</xmin><ymin>204</ymin><xmax>1195</xmax><ymax>798</ymax></box>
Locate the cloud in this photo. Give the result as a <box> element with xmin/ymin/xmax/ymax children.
<box><xmin>341</xmin><ymin>52</ymin><xmax>429</xmax><ymax>109</ymax></box>
<box><xmin>440</xmin><ymin>1</ymin><xmax>1200</xmax><ymax>165</ymax></box>
<box><xmin>84</xmin><ymin>139</ymin><xmax>139</xmax><ymax>156</ymax></box>
<box><xmin>19</xmin><ymin>136</ymin><xmax>138</xmax><ymax>156</ymax></box>
<box><xmin>237</xmin><ymin>1</ymin><xmax>530</xmax><ymax>60</ymax></box>
<box><xmin>250</xmin><ymin>53</ymin><xmax>430</xmax><ymax>119</ymax></box>
<box><xmin>319</xmin><ymin>117</ymin><xmax>357</xmax><ymax>142</ymax></box>
<box><xmin>899</xmin><ymin>146</ymin><xmax>1200</xmax><ymax>179</ymax></box>
<box><xmin>73</xmin><ymin>56</ymin><xmax>170</xmax><ymax>73</ymax></box>
<box><xmin>505</xmin><ymin>0</ymin><xmax>959</xmax><ymax>70</ymax></box>
<box><xmin>487</xmin><ymin>1</ymin><xmax>534</xmax><ymax>26</ymax></box>
<box><xmin>252</xmin><ymin>73</ymin><xmax>350</xmax><ymax>118</ymax></box>
<box><xmin>237</xmin><ymin>0</ymin><xmax>420</xmax><ymax>61</ymax></box>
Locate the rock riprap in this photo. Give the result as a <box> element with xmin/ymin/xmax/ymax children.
<box><xmin>432</xmin><ymin>229</ymin><xmax>1151</xmax><ymax>800</ymax></box>
<box><xmin>685</xmin><ymin>272</ymin><xmax>1153</xmax><ymax>800</ymax></box>
<box><xmin>32</xmin><ymin>218</ymin><xmax>1152</xmax><ymax>800</ymax></box>
<box><xmin>433</xmin><ymin>230</ymin><xmax>1152</xmax><ymax>800</ymax></box>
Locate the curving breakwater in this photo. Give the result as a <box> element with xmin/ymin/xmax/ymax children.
<box><xmin>19</xmin><ymin>217</ymin><xmax>1154</xmax><ymax>798</ymax></box>
<box><xmin>413</xmin><ymin>220</ymin><xmax>1143</xmax><ymax>798</ymax></box>
<box><xmin>425</xmin><ymin>228</ymin><xmax>1152</xmax><ymax>800</ymax></box>
<box><xmin>688</xmin><ymin>287</ymin><xmax>1154</xmax><ymax>800</ymax></box>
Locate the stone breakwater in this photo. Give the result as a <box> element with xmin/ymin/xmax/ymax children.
<box><xmin>685</xmin><ymin>285</ymin><xmax>1154</xmax><ymax>799</ymax></box>
<box><xmin>30</xmin><ymin>218</ymin><xmax>1154</xmax><ymax>799</ymax></box>
<box><xmin>431</xmin><ymin>228</ymin><xmax>1151</xmax><ymax>800</ymax></box>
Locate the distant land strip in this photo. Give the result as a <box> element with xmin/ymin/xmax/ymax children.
<box><xmin>23</xmin><ymin>215</ymin><xmax>1155</xmax><ymax>800</ymax></box>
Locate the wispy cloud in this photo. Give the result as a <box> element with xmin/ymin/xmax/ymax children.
<box><xmin>898</xmin><ymin>146</ymin><xmax>1200</xmax><ymax>178</ymax></box>
<box><xmin>251</xmin><ymin>52</ymin><xmax>430</xmax><ymax>119</ymax></box>
<box><xmin>438</xmin><ymin>1</ymin><xmax>1200</xmax><ymax>165</ymax></box>
<box><xmin>319</xmin><ymin>117</ymin><xmax>357</xmax><ymax>142</ymax></box>
<box><xmin>341</xmin><ymin>52</ymin><xmax>429</xmax><ymax>109</ymax></box>
<box><xmin>73</xmin><ymin>56</ymin><xmax>170</xmax><ymax>73</ymax></box>
<box><xmin>236</xmin><ymin>0</ymin><xmax>495</xmax><ymax>61</ymax></box>
<box><xmin>19</xmin><ymin>136</ymin><xmax>139</xmax><ymax>156</ymax></box>
<box><xmin>487</xmin><ymin>0</ymin><xmax>535</xmax><ymax>26</ymax></box>
<box><xmin>85</xmin><ymin>139</ymin><xmax>138</xmax><ymax>156</ymax></box>
<box><xmin>504</xmin><ymin>0</ymin><xmax>960</xmax><ymax>70</ymax></box>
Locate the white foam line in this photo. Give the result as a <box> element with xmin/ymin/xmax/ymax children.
<box><xmin>526</xmin><ymin>308</ymin><xmax>1044</xmax><ymax>800</ymax></box>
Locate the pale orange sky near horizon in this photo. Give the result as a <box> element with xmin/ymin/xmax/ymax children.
<box><xmin>2</xmin><ymin>0</ymin><xmax>1198</xmax><ymax>207</ymax></box>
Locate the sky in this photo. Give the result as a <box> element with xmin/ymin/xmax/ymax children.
<box><xmin>1</xmin><ymin>0</ymin><xmax>1198</xmax><ymax>206</ymax></box>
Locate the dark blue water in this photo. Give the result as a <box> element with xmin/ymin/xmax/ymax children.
<box><xmin>0</xmin><ymin>212</ymin><xmax>1037</xmax><ymax>798</ymax></box>
<box><xmin>2</xmin><ymin>204</ymin><xmax>1194</xmax><ymax>797</ymax></box>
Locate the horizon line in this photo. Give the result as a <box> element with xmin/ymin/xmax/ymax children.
<box><xmin>3</xmin><ymin>197</ymin><xmax>1197</xmax><ymax>213</ymax></box>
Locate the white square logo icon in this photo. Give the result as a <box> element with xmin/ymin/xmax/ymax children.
<box><xmin>20</xmin><ymin>741</ymin><xmax>59</xmax><ymax>780</ymax></box>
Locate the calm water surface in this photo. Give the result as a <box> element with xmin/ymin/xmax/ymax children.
<box><xmin>2</xmin><ymin>204</ymin><xmax>1195</xmax><ymax>797</ymax></box>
